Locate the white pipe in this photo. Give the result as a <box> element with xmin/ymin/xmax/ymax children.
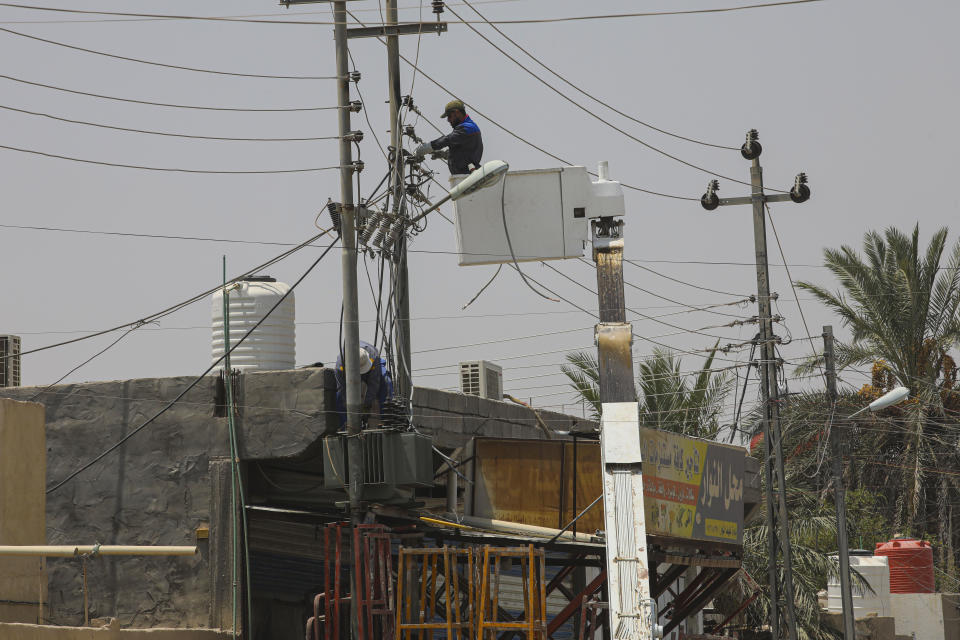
<box><xmin>0</xmin><ymin>545</ymin><xmax>197</xmax><ymax>557</ymax></box>
<box><xmin>458</xmin><ymin>515</ymin><xmax>596</xmax><ymax>542</ymax></box>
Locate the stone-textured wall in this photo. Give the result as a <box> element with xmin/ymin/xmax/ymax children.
<box><xmin>0</xmin><ymin>369</ymin><xmax>576</xmax><ymax>630</ymax></box>
<box><xmin>0</xmin><ymin>368</ymin><xmax>335</xmax><ymax>629</ymax></box>
<box><xmin>0</xmin><ymin>622</ymin><xmax>231</xmax><ymax>640</ymax></box>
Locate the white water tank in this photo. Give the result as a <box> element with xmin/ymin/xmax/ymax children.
<box><xmin>211</xmin><ymin>276</ymin><xmax>295</xmax><ymax>371</ymax></box>
<box><xmin>827</xmin><ymin>552</ymin><xmax>891</xmax><ymax>618</ymax></box>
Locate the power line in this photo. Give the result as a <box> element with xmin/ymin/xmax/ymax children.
<box><xmin>0</xmin><ymin>26</ymin><xmax>337</xmax><ymax>79</ymax></box>
<box><xmin>343</xmin><ymin>8</ymin><xmax>697</xmax><ymax>201</ymax></box>
<box><xmin>0</xmin><ymin>103</ymin><xmax>339</xmax><ymax>141</ymax></box>
<box><xmin>0</xmin><ymin>143</ymin><xmax>345</xmax><ymax>173</ymax></box>
<box><xmin>499</xmin><ymin>253</ymin><xmax>750</xmax><ymax>363</ymax></box>
<box><xmin>624</xmin><ymin>259</ymin><xmax>750</xmax><ymax>297</ymax></box>
<box><xmin>764</xmin><ymin>203</ymin><xmax>827</xmax><ymax>384</ymax></box>
<box><xmin>412</xmin><ymin>325</ymin><xmax>593</xmax><ymax>355</ymax></box>
<box><xmin>0</xmin><ymin>1</ymin><xmax>826</xmax><ymax>26</ymax></box>
<box><xmin>446</xmin><ymin>3</ymin><xmax>772</xmax><ymax>191</ymax></box>
<box><xmin>459</xmin><ymin>0</ymin><xmax>737</xmax><ymax>151</ymax></box>
<box><xmin>44</xmin><ymin>233</ymin><xmax>341</xmax><ymax>495</ymax></box>
<box><xmin>5</xmin><ymin>229</ymin><xmax>335</xmax><ymax>360</ymax></box>
<box><xmin>542</xmin><ymin>260</ymin><xmax>748</xmax><ymax>341</ymax></box>
<box><xmin>27</xmin><ymin>324</ymin><xmax>143</xmax><ymax>400</ymax></box>
<box><xmin>0</xmin><ymin>73</ymin><xmax>341</xmax><ymax>111</ymax></box>
<box><xmin>0</xmin><ymin>0</ymin><xmax>528</xmax><ymax>25</ymax></box>
<box><xmin>0</xmin><ymin>220</ymin><xmax>885</xmax><ymax>275</ymax></box>
<box><xmin>587</xmin><ymin>258</ymin><xmax>754</xmax><ymax>318</ymax></box>
<box><xmin>22</xmin><ymin>307</ymin><xmax>740</xmax><ymax>336</ymax></box>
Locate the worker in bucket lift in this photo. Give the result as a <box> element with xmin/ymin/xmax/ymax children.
<box><xmin>414</xmin><ymin>99</ymin><xmax>483</xmax><ymax>175</ymax></box>
<box><xmin>334</xmin><ymin>340</ymin><xmax>394</xmax><ymax>428</ymax></box>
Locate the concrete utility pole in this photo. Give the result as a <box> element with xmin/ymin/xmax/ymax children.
<box><xmin>591</xmin><ymin>161</ymin><xmax>656</xmax><ymax>640</ymax></box>
<box><xmin>701</xmin><ymin>130</ymin><xmax>810</xmax><ymax>640</ymax></box>
<box><xmin>332</xmin><ymin>0</ymin><xmax>365</xmax><ymax>528</ymax></box>
<box><xmin>824</xmin><ymin>325</ymin><xmax>856</xmax><ymax>640</ymax></box>
<box><xmin>342</xmin><ymin>2</ymin><xmax>445</xmax><ymax>402</ymax></box>
<box><xmin>385</xmin><ymin>0</ymin><xmax>412</xmax><ymax>400</ymax></box>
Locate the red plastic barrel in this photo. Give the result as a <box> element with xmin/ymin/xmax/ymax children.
<box><xmin>874</xmin><ymin>538</ymin><xmax>935</xmax><ymax>593</ymax></box>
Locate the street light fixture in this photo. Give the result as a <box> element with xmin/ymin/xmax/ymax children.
<box><xmin>407</xmin><ymin>160</ymin><xmax>509</xmax><ymax>225</ymax></box>
<box><xmin>848</xmin><ymin>386</ymin><xmax>910</xmax><ymax>418</ymax></box>
<box><xmin>833</xmin><ymin>382</ymin><xmax>909</xmax><ymax>639</ymax></box>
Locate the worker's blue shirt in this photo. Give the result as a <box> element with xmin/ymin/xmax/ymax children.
<box><xmin>430</xmin><ymin>115</ymin><xmax>483</xmax><ymax>174</ymax></box>
<box><xmin>334</xmin><ymin>341</ymin><xmax>394</xmax><ymax>425</ymax></box>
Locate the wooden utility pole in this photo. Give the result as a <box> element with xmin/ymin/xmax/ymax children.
<box><xmin>701</xmin><ymin>130</ymin><xmax>810</xmax><ymax>640</ymax></box>
<box><xmin>824</xmin><ymin>325</ymin><xmax>856</xmax><ymax>640</ymax></box>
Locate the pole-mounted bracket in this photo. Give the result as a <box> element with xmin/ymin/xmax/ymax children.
<box><xmin>347</xmin><ymin>22</ymin><xmax>447</xmax><ymax>39</ymax></box>
<box><xmin>590</xmin><ymin>217</ymin><xmax>624</xmax><ymax>261</ymax></box>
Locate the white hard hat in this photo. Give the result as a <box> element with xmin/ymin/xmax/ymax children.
<box><xmin>357</xmin><ymin>347</ymin><xmax>373</xmax><ymax>375</ymax></box>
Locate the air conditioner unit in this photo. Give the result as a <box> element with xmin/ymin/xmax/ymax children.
<box><xmin>0</xmin><ymin>335</ymin><xmax>21</xmax><ymax>388</ymax></box>
<box><xmin>322</xmin><ymin>430</ymin><xmax>433</xmax><ymax>500</ymax></box>
<box><xmin>459</xmin><ymin>360</ymin><xmax>503</xmax><ymax>400</ymax></box>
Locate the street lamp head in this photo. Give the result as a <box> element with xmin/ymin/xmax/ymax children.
<box><xmin>867</xmin><ymin>386</ymin><xmax>910</xmax><ymax>412</ymax></box>
<box><xmin>848</xmin><ymin>385</ymin><xmax>910</xmax><ymax>418</ymax></box>
<box><xmin>449</xmin><ymin>160</ymin><xmax>509</xmax><ymax>201</ymax></box>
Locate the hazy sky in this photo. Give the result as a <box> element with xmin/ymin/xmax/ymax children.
<box><xmin>2</xmin><ymin>0</ymin><xmax>958</xmax><ymax>420</ymax></box>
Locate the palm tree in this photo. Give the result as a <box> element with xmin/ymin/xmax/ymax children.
<box><xmin>722</xmin><ymin>486</ymin><xmax>845</xmax><ymax>640</ymax></box>
<box><xmin>797</xmin><ymin>224</ymin><xmax>960</xmax><ymax>571</ymax></box>
<box><xmin>636</xmin><ymin>346</ymin><xmax>730</xmax><ymax>439</ymax></box>
<box><xmin>559</xmin><ymin>345</ymin><xmax>731</xmax><ymax>436</ymax></box>
<box><xmin>796</xmin><ymin>224</ymin><xmax>960</xmax><ymax>398</ymax></box>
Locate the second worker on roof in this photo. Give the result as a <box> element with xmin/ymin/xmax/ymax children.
<box><xmin>414</xmin><ymin>99</ymin><xmax>483</xmax><ymax>175</ymax></box>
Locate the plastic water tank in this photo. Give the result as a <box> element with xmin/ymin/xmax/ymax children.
<box><xmin>211</xmin><ymin>276</ymin><xmax>295</xmax><ymax>371</ymax></box>
<box><xmin>874</xmin><ymin>538</ymin><xmax>935</xmax><ymax>593</ymax></box>
<box><xmin>827</xmin><ymin>552</ymin><xmax>891</xmax><ymax>617</ymax></box>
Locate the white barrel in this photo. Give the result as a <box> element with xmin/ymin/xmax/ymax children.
<box><xmin>827</xmin><ymin>553</ymin><xmax>891</xmax><ymax>618</ymax></box>
<box><xmin>211</xmin><ymin>277</ymin><xmax>295</xmax><ymax>371</ymax></box>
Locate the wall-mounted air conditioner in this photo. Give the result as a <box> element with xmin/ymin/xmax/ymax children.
<box><xmin>459</xmin><ymin>361</ymin><xmax>503</xmax><ymax>401</ymax></box>
<box><xmin>0</xmin><ymin>335</ymin><xmax>21</xmax><ymax>388</ymax></box>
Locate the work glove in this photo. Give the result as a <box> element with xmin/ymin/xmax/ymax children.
<box><xmin>413</xmin><ymin>142</ymin><xmax>433</xmax><ymax>159</ymax></box>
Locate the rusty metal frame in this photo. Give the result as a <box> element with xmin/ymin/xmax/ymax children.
<box><xmin>317</xmin><ymin>522</ymin><xmax>394</xmax><ymax>640</ymax></box>
<box><xmin>576</xmin><ymin>596</ymin><xmax>607</xmax><ymax>640</ymax></box>
<box><xmin>477</xmin><ymin>545</ymin><xmax>547</xmax><ymax>640</ymax></box>
<box><xmin>395</xmin><ymin>546</ymin><xmax>475</xmax><ymax>640</ymax></box>
<box><xmin>660</xmin><ymin>567</ymin><xmax>738</xmax><ymax>636</ymax></box>
<box><xmin>546</xmin><ymin>570</ymin><xmax>606</xmax><ymax>638</ymax></box>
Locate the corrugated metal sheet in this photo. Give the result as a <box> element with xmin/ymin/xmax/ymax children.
<box><xmin>251</xmin><ymin>550</ymin><xmax>325</xmax><ymax>599</ymax></box>
<box><xmin>247</xmin><ymin>513</ymin><xmax>326</xmax><ymax>561</ymax></box>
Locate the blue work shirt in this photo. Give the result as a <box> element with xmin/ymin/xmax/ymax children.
<box><xmin>430</xmin><ymin>115</ymin><xmax>483</xmax><ymax>174</ymax></box>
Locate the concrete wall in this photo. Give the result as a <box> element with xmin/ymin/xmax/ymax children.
<box><xmin>0</xmin><ymin>370</ymin><xmax>575</xmax><ymax>631</ymax></box>
<box><xmin>0</xmin><ymin>622</ymin><xmax>230</xmax><ymax>640</ymax></box>
<box><xmin>889</xmin><ymin>592</ymin><xmax>960</xmax><ymax>640</ymax></box>
<box><xmin>0</xmin><ymin>398</ymin><xmax>47</xmax><ymax>624</ymax></box>
<box><xmin>411</xmin><ymin>386</ymin><xmax>591</xmax><ymax>449</ymax></box>
<box><xmin>0</xmin><ymin>368</ymin><xmax>335</xmax><ymax>629</ymax></box>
